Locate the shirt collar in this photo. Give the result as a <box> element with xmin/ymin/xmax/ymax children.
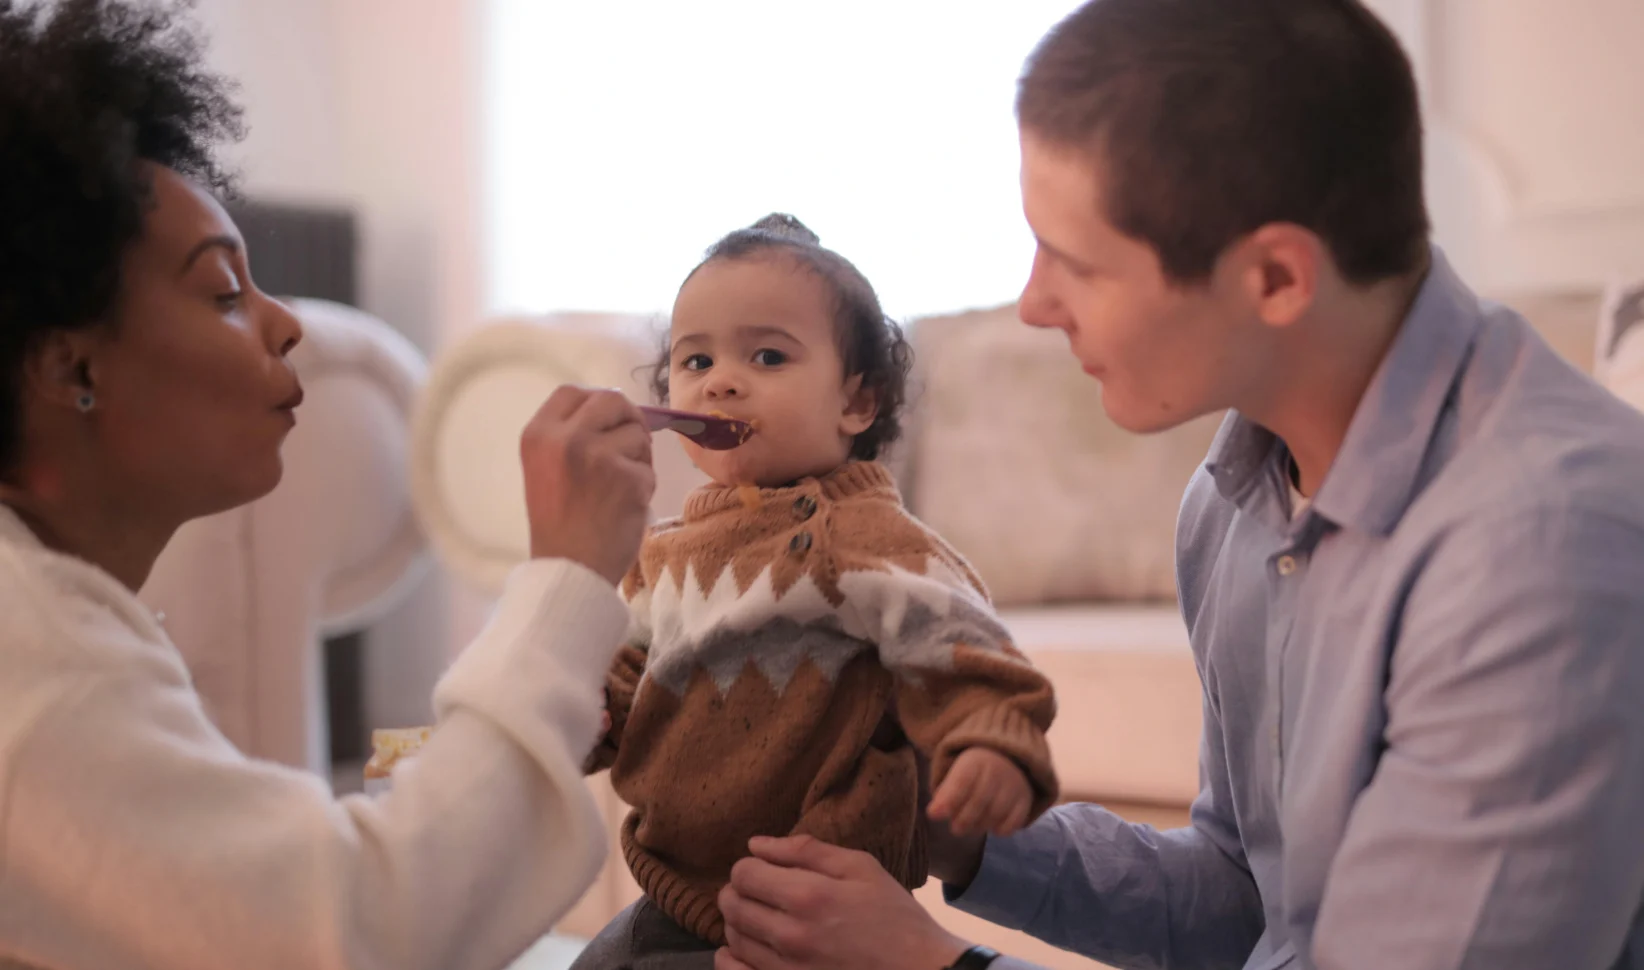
<box><xmin>1204</xmin><ymin>246</ymin><xmax>1483</xmax><ymax>536</ymax></box>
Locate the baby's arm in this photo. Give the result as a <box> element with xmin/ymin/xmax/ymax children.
<box><xmin>844</xmin><ymin>532</ymin><xmax>1058</xmax><ymax>835</ymax></box>
<box><xmin>582</xmin><ymin>562</ymin><xmax>651</xmax><ymax>775</ymax></box>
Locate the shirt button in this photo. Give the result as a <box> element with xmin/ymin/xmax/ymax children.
<box><xmin>789</xmin><ymin>532</ymin><xmax>813</xmax><ymax>556</ymax></box>
<box><xmin>1276</xmin><ymin>554</ymin><xmax>1298</xmax><ymax>576</ymax></box>
<box><xmin>793</xmin><ymin>495</ymin><xmax>818</xmax><ymax>520</ymax></box>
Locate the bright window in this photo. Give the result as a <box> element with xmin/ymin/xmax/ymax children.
<box><xmin>484</xmin><ymin>1</ymin><xmax>1083</xmax><ymax>321</ymax></box>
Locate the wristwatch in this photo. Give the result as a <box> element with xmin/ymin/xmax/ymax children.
<box><xmin>944</xmin><ymin>945</ymin><xmax>1001</xmax><ymax>969</ymax></box>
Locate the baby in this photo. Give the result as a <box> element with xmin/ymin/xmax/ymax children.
<box><xmin>571</xmin><ymin>214</ymin><xmax>1059</xmax><ymax>969</ymax></box>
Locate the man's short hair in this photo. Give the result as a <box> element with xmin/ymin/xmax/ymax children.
<box><xmin>1018</xmin><ymin>0</ymin><xmax>1429</xmax><ymax>286</ymax></box>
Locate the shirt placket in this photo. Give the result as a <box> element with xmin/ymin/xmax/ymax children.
<box><xmin>1266</xmin><ymin>516</ymin><xmax>1327</xmax><ymax>794</ymax></box>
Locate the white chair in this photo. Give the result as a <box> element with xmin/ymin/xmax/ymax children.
<box><xmin>140</xmin><ymin>298</ymin><xmax>432</xmax><ymax>775</ymax></box>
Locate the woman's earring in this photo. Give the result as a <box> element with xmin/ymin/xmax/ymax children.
<box><xmin>76</xmin><ymin>391</ymin><xmax>95</xmax><ymax>413</ymax></box>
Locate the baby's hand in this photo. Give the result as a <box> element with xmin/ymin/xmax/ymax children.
<box><xmin>927</xmin><ymin>748</ymin><xmax>1033</xmax><ymax>837</ymax></box>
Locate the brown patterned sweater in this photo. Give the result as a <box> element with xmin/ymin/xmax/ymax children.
<box><xmin>584</xmin><ymin>461</ymin><xmax>1058</xmax><ymax>944</ymax></box>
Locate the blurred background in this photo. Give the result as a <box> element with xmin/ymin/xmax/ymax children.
<box><xmin>152</xmin><ymin>2</ymin><xmax>1644</xmax><ymax>965</ymax></box>
<box><xmin>192</xmin><ymin>0</ymin><xmax>1644</xmax><ymax>747</ymax></box>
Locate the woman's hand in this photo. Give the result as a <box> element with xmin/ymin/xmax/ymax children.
<box><xmin>519</xmin><ymin>386</ymin><xmax>654</xmax><ymax>586</ymax></box>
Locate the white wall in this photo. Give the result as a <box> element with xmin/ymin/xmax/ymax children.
<box><xmin>1369</xmin><ymin>0</ymin><xmax>1644</xmax><ymax>296</ymax></box>
<box><xmin>200</xmin><ymin>0</ymin><xmax>486</xmax><ymax>354</ymax></box>
<box><xmin>194</xmin><ymin>0</ymin><xmax>350</xmax><ymax>204</ymax></box>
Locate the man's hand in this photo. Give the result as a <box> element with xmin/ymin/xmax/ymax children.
<box><xmin>519</xmin><ymin>386</ymin><xmax>654</xmax><ymax>586</ymax></box>
<box><xmin>716</xmin><ymin>835</ymin><xmax>970</xmax><ymax>970</ymax></box>
<box><xmin>928</xmin><ymin>748</ymin><xmax>1033</xmax><ymax>838</ymax></box>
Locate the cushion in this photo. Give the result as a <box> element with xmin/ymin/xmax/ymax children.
<box><xmin>900</xmin><ymin>304</ymin><xmax>1221</xmax><ymax>606</ymax></box>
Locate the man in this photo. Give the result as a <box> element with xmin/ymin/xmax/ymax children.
<box><xmin>714</xmin><ymin>1</ymin><xmax>1644</xmax><ymax>968</ymax></box>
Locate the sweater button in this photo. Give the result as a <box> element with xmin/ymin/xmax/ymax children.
<box><xmin>789</xmin><ymin>531</ymin><xmax>813</xmax><ymax>555</ymax></box>
<box><xmin>793</xmin><ymin>495</ymin><xmax>817</xmax><ymax>520</ymax></box>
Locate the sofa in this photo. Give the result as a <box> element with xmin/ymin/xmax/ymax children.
<box><xmin>411</xmin><ymin>285</ymin><xmax>1623</xmax><ymax>968</ymax></box>
<box><xmin>139</xmin><ymin>297</ymin><xmax>432</xmax><ymax>775</ymax></box>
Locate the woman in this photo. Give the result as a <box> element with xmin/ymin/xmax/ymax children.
<box><xmin>0</xmin><ymin>2</ymin><xmax>654</xmax><ymax>968</ymax></box>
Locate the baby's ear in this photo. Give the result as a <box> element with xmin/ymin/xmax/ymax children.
<box><xmin>840</xmin><ymin>374</ymin><xmax>877</xmax><ymax>437</ymax></box>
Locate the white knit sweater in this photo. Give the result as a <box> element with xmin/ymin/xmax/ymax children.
<box><xmin>0</xmin><ymin>506</ymin><xmax>627</xmax><ymax>970</ymax></box>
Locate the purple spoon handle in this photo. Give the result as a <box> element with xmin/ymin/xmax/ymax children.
<box><xmin>638</xmin><ymin>405</ymin><xmax>756</xmax><ymax>451</ymax></box>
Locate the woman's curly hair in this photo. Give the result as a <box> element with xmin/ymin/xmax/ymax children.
<box><xmin>652</xmin><ymin>214</ymin><xmax>914</xmax><ymax>462</ymax></box>
<box><xmin>0</xmin><ymin>0</ymin><xmax>243</xmax><ymax>468</ymax></box>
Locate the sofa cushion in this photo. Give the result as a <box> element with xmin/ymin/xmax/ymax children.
<box><xmin>899</xmin><ymin>304</ymin><xmax>1221</xmax><ymax>606</ymax></box>
<box><xmin>411</xmin><ymin>313</ymin><xmax>706</xmax><ymax>594</ymax></box>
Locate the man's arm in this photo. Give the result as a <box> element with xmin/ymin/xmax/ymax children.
<box><xmin>946</xmin><ymin>679</ymin><xmax>1263</xmax><ymax>969</ymax></box>
<box><xmin>945</xmin><ymin>464</ymin><xmax>1263</xmax><ymax>967</ymax></box>
<box><xmin>712</xmin><ymin>695</ymin><xmax>1264</xmax><ymax>970</ymax></box>
<box><xmin>1310</xmin><ymin>506</ymin><xmax>1644</xmax><ymax>969</ymax></box>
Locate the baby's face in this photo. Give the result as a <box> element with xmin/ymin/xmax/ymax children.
<box><xmin>667</xmin><ymin>256</ymin><xmax>875</xmax><ymax>487</ymax></box>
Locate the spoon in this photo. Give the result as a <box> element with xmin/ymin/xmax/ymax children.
<box><xmin>638</xmin><ymin>406</ymin><xmax>757</xmax><ymax>450</ymax></box>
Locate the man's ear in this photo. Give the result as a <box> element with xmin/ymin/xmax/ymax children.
<box><xmin>840</xmin><ymin>374</ymin><xmax>878</xmax><ymax>437</ymax></box>
<box><xmin>22</xmin><ymin>329</ymin><xmax>99</xmax><ymax>412</ymax></box>
<box><xmin>1233</xmin><ymin>223</ymin><xmax>1323</xmax><ymax>330</ymax></box>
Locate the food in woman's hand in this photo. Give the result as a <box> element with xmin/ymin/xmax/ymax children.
<box><xmin>363</xmin><ymin>726</ymin><xmax>431</xmax><ymax>780</ymax></box>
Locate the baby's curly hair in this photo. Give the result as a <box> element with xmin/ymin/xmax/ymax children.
<box><xmin>0</xmin><ymin>0</ymin><xmax>243</xmax><ymax>468</ymax></box>
<box><xmin>653</xmin><ymin>214</ymin><xmax>914</xmax><ymax>462</ymax></box>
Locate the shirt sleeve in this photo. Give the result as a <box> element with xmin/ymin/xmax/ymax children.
<box><xmin>0</xmin><ymin>558</ymin><xmax>628</xmax><ymax>970</ymax></box>
<box><xmin>1307</xmin><ymin>505</ymin><xmax>1644</xmax><ymax>969</ymax></box>
<box><xmin>945</xmin><ymin>688</ymin><xmax>1264</xmax><ymax>969</ymax></box>
<box><xmin>943</xmin><ymin>466</ymin><xmax>1265</xmax><ymax>968</ymax></box>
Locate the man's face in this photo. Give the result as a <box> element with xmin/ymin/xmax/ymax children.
<box><xmin>1017</xmin><ymin>130</ymin><xmax>1269</xmax><ymax>434</ymax></box>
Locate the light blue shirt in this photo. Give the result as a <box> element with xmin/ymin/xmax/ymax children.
<box><xmin>950</xmin><ymin>250</ymin><xmax>1644</xmax><ymax>970</ymax></box>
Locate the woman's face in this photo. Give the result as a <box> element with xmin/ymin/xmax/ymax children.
<box><xmin>70</xmin><ymin>165</ymin><xmax>304</xmax><ymax>520</ymax></box>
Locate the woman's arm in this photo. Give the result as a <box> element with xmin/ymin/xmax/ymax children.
<box><xmin>0</xmin><ymin>559</ymin><xmax>625</xmax><ymax>970</ymax></box>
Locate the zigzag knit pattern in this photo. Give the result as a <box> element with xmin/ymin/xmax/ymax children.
<box><xmin>584</xmin><ymin>461</ymin><xmax>1059</xmax><ymax>945</ymax></box>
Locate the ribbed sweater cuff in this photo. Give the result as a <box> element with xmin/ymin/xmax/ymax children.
<box><xmin>934</xmin><ymin>704</ymin><xmax>1061</xmax><ymax>820</ymax></box>
<box><xmin>434</xmin><ymin>558</ymin><xmax>629</xmax><ymax>768</ymax></box>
